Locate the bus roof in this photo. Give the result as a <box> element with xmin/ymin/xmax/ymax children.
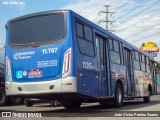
<box><xmin>9</xmin><ymin>9</ymin><xmax>68</xmax><ymax>23</ymax></box>
<box><xmin>8</xmin><ymin>9</ymin><xmax>154</xmax><ymax>61</ymax></box>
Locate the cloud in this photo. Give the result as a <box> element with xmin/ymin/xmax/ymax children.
<box><xmin>63</xmin><ymin>0</ymin><xmax>105</xmax><ymax>23</ymax></box>
<box><xmin>63</xmin><ymin>0</ymin><xmax>160</xmax><ymax>61</ymax></box>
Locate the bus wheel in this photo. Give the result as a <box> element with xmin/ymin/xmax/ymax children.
<box><xmin>62</xmin><ymin>100</ymin><xmax>81</xmax><ymax>109</ymax></box>
<box><xmin>50</xmin><ymin>100</ymin><xmax>60</xmax><ymax>107</ymax></box>
<box><xmin>0</xmin><ymin>89</ymin><xmax>7</xmax><ymax>106</ymax></box>
<box><xmin>113</xmin><ymin>83</ymin><xmax>123</xmax><ymax>108</ymax></box>
<box><xmin>24</xmin><ymin>100</ymin><xmax>33</xmax><ymax>107</ymax></box>
<box><xmin>10</xmin><ymin>97</ymin><xmax>23</xmax><ymax>105</ymax></box>
<box><xmin>143</xmin><ymin>88</ymin><xmax>151</xmax><ymax>103</ymax></box>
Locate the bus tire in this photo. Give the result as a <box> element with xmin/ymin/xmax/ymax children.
<box><xmin>24</xmin><ymin>100</ymin><xmax>33</xmax><ymax>107</ymax></box>
<box><xmin>62</xmin><ymin>100</ymin><xmax>81</xmax><ymax>109</ymax></box>
<box><xmin>50</xmin><ymin>100</ymin><xmax>60</xmax><ymax>107</ymax></box>
<box><xmin>143</xmin><ymin>88</ymin><xmax>151</xmax><ymax>103</ymax></box>
<box><xmin>10</xmin><ymin>97</ymin><xmax>23</xmax><ymax>105</ymax></box>
<box><xmin>0</xmin><ymin>89</ymin><xmax>7</xmax><ymax>106</ymax></box>
<box><xmin>113</xmin><ymin>83</ymin><xmax>123</xmax><ymax>108</ymax></box>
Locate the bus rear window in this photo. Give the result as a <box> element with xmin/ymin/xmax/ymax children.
<box><xmin>10</xmin><ymin>13</ymin><xmax>65</xmax><ymax>46</ymax></box>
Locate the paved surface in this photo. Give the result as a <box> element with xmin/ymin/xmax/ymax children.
<box><xmin>0</xmin><ymin>95</ymin><xmax>160</xmax><ymax>120</ymax></box>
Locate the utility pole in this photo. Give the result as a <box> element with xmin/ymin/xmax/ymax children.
<box><xmin>98</xmin><ymin>4</ymin><xmax>115</xmax><ymax>32</ymax></box>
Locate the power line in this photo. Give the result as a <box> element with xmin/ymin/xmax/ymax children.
<box><xmin>115</xmin><ymin>10</ymin><xmax>160</xmax><ymax>39</ymax></box>
<box><xmin>112</xmin><ymin>0</ymin><xmax>160</xmax><ymax>13</ymax></box>
<box><xmin>112</xmin><ymin>10</ymin><xmax>160</xmax><ymax>34</ymax></box>
<box><xmin>132</xmin><ymin>31</ymin><xmax>160</xmax><ymax>43</ymax></box>
<box><xmin>97</xmin><ymin>1</ymin><xmax>160</xmax><ymax>28</ymax></box>
<box><xmin>112</xmin><ymin>1</ymin><xmax>160</xmax><ymax>29</ymax></box>
<box><xmin>119</xmin><ymin>14</ymin><xmax>160</xmax><ymax>23</ymax></box>
<box><xmin>122</xmin><ymin>22</ymin><xmax>160</xmax><ymax>40</ymax></box>
<box><xmin>98</xmin><ymin>1</ymin><xmax>115</xmax><ymax>32</ymax></box>
<box><xmin>111</xmin><ymin>1</ymin><xmax>134</xmax><ymax>10</ymax></box>
<box><xmin>114</xmin><ymin>7</ymin><xmax>160</xmax><ymax>21</ymax></box>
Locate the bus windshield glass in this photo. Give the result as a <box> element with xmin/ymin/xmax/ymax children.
<box><xmin>10</xmin><ymin>13</ymin><xmax>65</xmax><ymax>46</ymax></box>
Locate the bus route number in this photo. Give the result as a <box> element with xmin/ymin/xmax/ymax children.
<box><xmin>42</xmin><ymin>48</ymin><xmax>57</xmax><ymax>54</ymax></box>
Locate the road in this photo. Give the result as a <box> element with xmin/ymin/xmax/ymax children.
<box><xmin>0</xmin><ymin>95</ymin><xmax>160</xmax><ymax>119</ymax></box>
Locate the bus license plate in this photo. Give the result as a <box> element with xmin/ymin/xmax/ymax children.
<box><xmin>29</xmin><ymin>70</ymin><xmax>42</xmax><ymax>77</ymax></box>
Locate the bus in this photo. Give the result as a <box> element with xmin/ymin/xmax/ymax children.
<box><xmin>5</xmin><ymin>10</ymin><xmax>158</xmax><ymax>108</ymax></box>
<box><xmin>0</xmin><ymin>44</ymin><xmax>23</xmax><ymax>106</ymax></box>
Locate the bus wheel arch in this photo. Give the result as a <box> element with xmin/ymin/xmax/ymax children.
<box><xmin>116</xmin><ymin>80</ymin><xmax>124</xmax><ymax>96</ymax></box>
<box><xmin>143</xmin><ymin>84</ymin><xmax>152</xmax><ymax>103</ymax></box>
<box><xmin>148</xmin><ymin>84</ymin><xmax>152</xmax><ymax>95</ymax></box>
<box><xmin>0</xmin><ymin>88</ymin><xmax>7</xmax><ymax>106</ymax></box>
<box><xmin>113</xmin><ymin>80</ymin><xmax>124</xmax><ymax>108</ymax></box>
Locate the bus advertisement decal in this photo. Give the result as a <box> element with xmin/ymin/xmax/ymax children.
<box><xmin>13</xmin><ymin>51</ymin><xmax>35</xmax><ymax>60</ymax></box>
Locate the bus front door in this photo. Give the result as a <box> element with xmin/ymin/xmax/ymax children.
<box><xmin>124</xmin><ymin>48</ymin><xmax>134</xmax><ymax>97</ymax></box>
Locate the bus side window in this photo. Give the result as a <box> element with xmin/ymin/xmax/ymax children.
<box><xmin>76</xmin><ymin>22</ymin><xmax>83</xmax><ymax>38</ymax></box>
<box><xmin>146</xmin><ymin>57</ymin><xmax>151</xmax><ymax>73</ymax></box>
<box><xmin>84</xmin><ymin>26</ymin><xmax>93</xmax><ymax>41</ymax></box>
<box><xmin>133</xmin><ymin>51</ymin><xmax>140</xmax><ymax>70</ymax></box>
<box><xmin>146</xmin><ymin>57</ymin><xmax>149</xmax><ymax>65</ymax></box>
<box><xmin>135</xmin><ymin>51</ymin><xmax>139</xmax><ymax>61</ymax></box>
<box><xmin>109</xmin><ymin>39</ymin><xmax>113</xmax><ymax>50</ymax></box>
<box><xmin>109</xmin><ymin>39</ymin><xmax>121</xmax><ymax>64</ymax></box>
<box><xmin>140</xmin><ymin>54</ymin><xmax>146</xmax><ymax>72</ymax></box>
<box><xmin>76</xmin><ymin>21</ymin><xmax>95</xmax><ymax>57</ymax></box>
<box><xmin>113</xmin><ymin>40</ymin><xmax>119</xmax><ymax>52</ymax></box>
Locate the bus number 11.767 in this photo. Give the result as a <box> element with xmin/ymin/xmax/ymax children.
<box><xmin>42</xmin><ymin>48</ymin><xmax>58</xmax><ymax>54</ymax></box>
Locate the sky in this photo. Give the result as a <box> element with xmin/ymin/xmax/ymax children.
<box><xmin>0</xmin><ymin>0</ymin><xmax>160</xmax><ymax>61</ymax></box>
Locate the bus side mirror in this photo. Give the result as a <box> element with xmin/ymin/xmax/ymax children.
<box><xmin>5</xmin><ymin>24</ymin><xmax>8</xmax><ymax>30</ymax></box>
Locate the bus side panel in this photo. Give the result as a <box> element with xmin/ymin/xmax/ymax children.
<box><xmin>61</xmin><ymin>11</ymin><xmax>78</xmax><ymax>93</ymax></box>
<box><xmin>71</xmin><ymin>16</ymin><xmax>83</xmax><ymax>94</ymax></box>
<box><xmin>80</xmin><ymin>57</ymin><xmax>99</xmax><ymax>98</ymax></box>
<box><xmin>134</xmin><ymin>70</ymin><xmax>152</xmax><ymax>97</ymax></box>
<box><xmin>110</xmin><ymin>63</ymin><xmax>127</xmax><ymax>97</ymax></box>
<box><xmin>72</xmin><ymin>16</ymin><xmax>99</xmax><ymax>98</ymax></box>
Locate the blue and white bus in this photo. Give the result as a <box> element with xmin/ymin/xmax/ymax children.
<box><xmin>5</xmin><ymin>10</ymin><xmax>158</xmax><ymax>108</ymax></box>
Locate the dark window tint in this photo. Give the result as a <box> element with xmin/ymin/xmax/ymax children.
<box><xmin>76</xmin><ymin>22</ymin><xmax>83</xmax><ymax>37</ymax></box>
<box><xmin>140</xmin><ymin>54</ymin><xmax>145</xmax><ymax>63</ymax></box>
<box><xmin>135</xmin><ymin>51</ymin><xmax>139</xmax><ymax>60</ymax></box>
<box><xmin>99</xmin><ymin>38</ymin><xmax>105</xmax><ymax>65</ymax></box>
<box><xmin>77</xmin><ymin>38</ymin><xmax>94</xmax><ymax>57</ymax></box>
<box><xmin>109</xmin><ymin>39</ymin><xmax>121</xmax><ymax>64</ymax></box>
<box><xmin>113</xmin><ymin>40</ymin><xmax>119</xmax><ymax>52</ymax></box>
<box><xmin>109</xmin><ymin>39</ymin><xmax>113</xmax><ymax>50</ymax></box>
<box><xmin>141</xmin><ymin>55</ymin><xmax>145</xmax><ymax>63</ymax></box>
<box><xmin>134</xmin><ymin>60</ymin><xmax>140</xmax><ymax>70</ymax></box>
<box><xmin>11</xmin><ymin>13</ymin><xmax>65</xmax><ymax>45</ymax></box>
<box><xmin>146</xmin><ymin>57</ymin><xmax>149</xmax><ymax>65</ymax></box>
<box><xmin>110</xmin><ymin>51</ymin><xmax>121</xmax><ymax>64</ymax></box>
<box><xmin>84</xmin><ymin>26</ymin><xmax>92</xmax><ymax>41</ymax></box>
<box><xmin>76</xmin><ymin>21</ymin><xmax>94</xmax><ymax>57</ymax></box>
<box><xmin>141</xmin><ymin>62</ymin><xmax>146</xmax><ymax>72</ymax></box>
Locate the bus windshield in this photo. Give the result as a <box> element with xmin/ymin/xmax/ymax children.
<box><xmin>10</xmin><ymin>13</ymin><xmax>65</xmax><ymax>46</ymax></box>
